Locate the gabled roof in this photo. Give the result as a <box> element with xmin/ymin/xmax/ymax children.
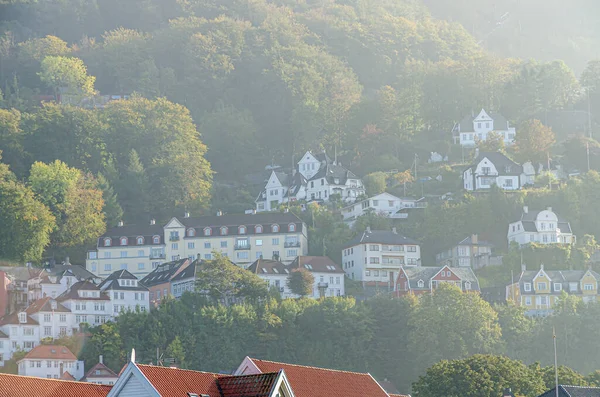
<box><xmin>517</xmin><ymin>208</ymin><xmax>573</xmax><ymax>234</ymax></box>
<box><xmin>467</xmin><ymin>152</ymin><xmax>523</xmax><ymax>175</ymax></box>
<box><xmin>26</xmin><ymin>297</ymin><xmax>70</xmax><ymax>314</ymax></box>
<box><xmin>538</xmin><ymin>385</ymin><xmax>600</xmax><ymax>397</ymax></box>
<box><xmin>518</xmin><ymin>269</ymin><xmax>600</xmax><ymax>285</ymax></box>
<box><xmin>21</xmin><ymin>345</ymin><xmax>77</xmax><ymax>361</ymax></box>
<box><xmin>0</xmin><ymin>373</ymin><xmax>111</xmax><ymax>397</ymax></box>
<box><xmin>57</xmin><ymin>280</ymin><xmax>110</xmax><ymax>301</ymax></box>
<box><xmin>289</xmin><ymin>256</ymin><xmax>344</xmax><ymax>274</ymax></box>
<box><xmin>309</xmin><ymin>163</ymin><xmax>359</xmax><ymax>185</ymax></box>
<box><xmin>136</xmin><ymin>364</ymin><xmax>223</xmax><ymax>397</ymax></box>
<box><xmin>401</xmin><ymin>266</ymin><xmax>480</xmax><ymax>290</ymax></box>
<box><xmin>217</xmin><ymin>372</ymin><xmax>281</xmax><ymax>397</ymax></box>
<box><xmin>247</xmin><ymin>358</ymin><xmax>389</xmax><ymax>397</ymax></box>
<box><xmin>84</xmin><ymin>362</ymin><xmax>118</xmax><ymax>379</ymax></box>
<box><xmin>98</xmin><ymin>270</ymin><xmax>148</xmax><ymax>291</ymax></box>
<box><xmin>344</xmin><ymin>230</ymin><xmax>419</xmax><ymax>248</ymax></box>
<box><xmin>60</xmin><ymin>371</ymin><xmax>76</xmax><ymax>381</ymax></box>
<box><xmin>140</xmin><ymin>258</ymin><xmax>190</xmax><ymax>287</ymax></box>
<box><xmin>0</xmin><ymin>311</ymin><xmax>38</xmax><ymax>326</ymax></box>
<box><xmin>247</xmin><ymin>259</ymin><xmax>290</xmax><ymax>276</ymax></box>
<box><xmin>44</xmin><ymin>264</ymin><xmax>97</xmax><ymax>281</ymax></box>
<box><xmin>457</xmin><ymin>109</ymin><xmax>510</xmax><ymax>132</ymax></box>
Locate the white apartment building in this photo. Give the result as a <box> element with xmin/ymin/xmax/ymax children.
<box><xmin>340</xmin><ymin>192</ymin><xmax>426</xmax><ymax>221</ymax></box>
<box><xmin>248</xmin><ymin>256</ymin><xmax>345</xmax><ymax>298</ymax></box>
<box><xmin>507</xmin><ymin>206</ymin><xmax>575</xmax><ymax>246</ymax></box>
<box><xmin>98</xmin><ymin>270</ymin><xmax>149</xmax><ymax>315</ymax></box>
<box><xmin>452</xmin><ymin>109</ymin><xmax>516</xmax><ymax>147</ymax></box>
<box><xmin>255</xmin><ymin>151</ymin><xmax>365</xmax><ymax>212</ymax></box>
<box><xmin>26</xmin><ymin>298</ymin><xmax>75</xmax><ymax>340</ymax></box>
<box><xmin>57</xmin><ymin>280</ymin><xmax>112</xmax><ymax>327</ymax></box>
<box><xmin>87</xmin><ymin>212</ymin><xmax>308</xmax><ymax>278</ymax></box>
<box><xmin>18</xmin><ymin>345</ymin><xmax>84</xmax><ymax>380</ymax></box>
<box><xmin>28</xmin><ymin>263</ymin><xmax>100</xmax><ymax>303</ymax></box>
<box><xmin>0</xmin><ymin>310</ymin><xmax>41</xmax><ymax>358</ymax></box>
<box><xmin>341</xmin><ymin>228</ymin><xmax>421</xmax><ymax>285</ymax></box>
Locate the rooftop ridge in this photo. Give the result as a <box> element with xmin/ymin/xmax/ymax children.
<box><xmin>137</xmin><ymin>363</ymin><xmax>228</xmax><ymax>377</ymax></box>
<box><xmin>251</xmin><ymin>358</ymin><xmax>373</xmax><ymax>377</ymax></box>
<box><xmin>0</xmin><ymin>371</ymin><xmax>110</xmax><ymax>386</ymax></box>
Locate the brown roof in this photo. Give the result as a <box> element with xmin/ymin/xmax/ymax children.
<box><xmin>249</xmin><ymin>358</ymin><xmax>389</xmax><ymax>397</ymax></box>
<box><xmin>136</xmin><ymin>364</ymin><xmax>223</xmax><ymax>397</ymax></box>
<box><xmin>84</xmin><ymin>362</ymin><xmax>118</xmax><ymax>379</ymax></box>
<box><xmin>290</xmin><ymin>256</ymin><xmax>345</xmax><ymax>274</ymax></box>
<box><xmin>60</xmin><ymin>371</ymin><xmax>76</xmax><ymax>380</ymax></box>
<box><xmin>0</xmin><ymin>373</ymin><xmax>110</xmax><ymax>397</ymax></box>
<box><xmin>217</xmin><ymin>372</ymin><xmax>280</xmax><ymax>397</ymax></box>
<box><xmin>0</xmin><ymin>311</ymin><xmax>38</xmax><ymax>326</ymax></box>
<box><xmin>57</xmin><ymin>280</ymin><xmax>110</xmax><ymax>301</ymax></box>
<box><xmin>247</xmin><ymin>259</ymin><xmax>290</xmax><ymax>275</ymax></box>
<box><xmin>22</xmin><ymin>345</ymin><xmax>77</xmax><ymax>361</ymax></box>
<box><xmin>26</xmin><ymin>297</ymin><xmax>70</xmax><ymax>314</ymax></box>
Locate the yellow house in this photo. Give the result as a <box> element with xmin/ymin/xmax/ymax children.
<box><xmin>505</xmin><ymin>265</ymin><xmax>599</xmax><ymax>316</ymax></box>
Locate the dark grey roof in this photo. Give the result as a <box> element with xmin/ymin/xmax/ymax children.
<box><xmin>45</xmin><ymin>264</ymin><xmax>97</xmax><ymax>281</ymax></box>
<box><xmin>98</xmin><ymin>270</ymin><xmax>148</xmax><ymax>291</ymax></box>
<box><xmin>517</xmin><ymin>269</ymin><xmax>600</xmax><ymax>295</ymax></box>
<box><xmin>139</xmin><ymin>258</ymin><xmax>189</xmax><ymax>287</ymax></box>
<box><xmin>179</xmin><ymin>212</ymin><xmax>305</xmax><ymax>236</ymax></box>
<box><xmin>309</xmin><ymin>163</ymin><xmax>358</xmax><ymax>185</ymax></box>
<box><xmin>247</xmin><ymin>259</ymin><xmax>290</xmax><ymax>275</ymax></box>
<box><xmin>518</xmin><ymin>210</ymin><xmax>573</xmax><ymax>233</ymax></box>
<box><xmin>99</xmin><ymin>223</ymin><xmax>164</xmax><ymax>247</ymax></box>
<box><xmin>289</xmin><ymin>256</ymin><xmax>344</xmax><ymax>274</ymax></box>
<box><xmin>467</xmin><ymin>152</ymin><xmax>522</xmax><ymax>175</ymax></box>
<box><xmin>538</xmin><ymin>386</ymin><xmax>600</xmax><ymax>397</ymax></box>
<box><xmin>344</xmin><ymin>230</ymin><xmax>419</xmax><ymax>248</ymax></box>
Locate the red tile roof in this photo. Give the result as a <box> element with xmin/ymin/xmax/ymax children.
<box><xmin>136</xmin><ymin>364</ymin><xmax>224</xmax><ymax>397</ymax></box>
<box><xmin>26</xmin><ymin>297</ymin><xmax>70</xmax><ymax>314</ymax></box>
<box><xmin>22</xmin><ymin>345</ymin><xmax>77</xmax><ymax>361</ymax></box>
<box><xmin>217</xmin><ymin>372</ymin><xmax>280</xmax><ymax>397</ymax></box>
<box><xmin>249</xmin><ymin>358</ymin><xmax>390</xmax><ymax>397</ymax></box>
<box><xmin>61</xmin><ymin>371</ymin><xmax>76</xmax><ymax>380</ymax></box>
<box><xmin>0</xmin><ymin>311</ymin><xmax>38</xmax><ymax>326</ymax></box>
<box><xmin>84</xmin><ymin>362</ymin><xmax>118</xmax><ymax>379</ymax></box>
<box><xmin>0</xmin><ymin>372</ymin><xmax>110</xmax><ymax>397</ymax></box>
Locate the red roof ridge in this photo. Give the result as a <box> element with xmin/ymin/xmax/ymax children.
<box><xmin>250</xmin><ymin>358</ymin><xmax>374</xmax><ymax>377</ymax></box>
<box><xmin>0</xmin><ymin>372</ymin><xmax>106</xmax><ymax>386</ymax></box>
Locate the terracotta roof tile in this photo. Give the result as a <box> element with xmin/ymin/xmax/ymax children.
<box><xmin>26</xmin><ymin>297</ymin><xmax>70</xmax><ymax>314</ymax></box>
<box><xmin>249</xmin><ymin>358</ymin><xmax>390</xmax><ymax>397</ymax></box>
<box><xmin>0</xmin><ymin>311</ymin><xmax>38</xmax><ymax>326</ymax></box>
<box><xmin>136</xmin><ymin>364</ymin><xmax>224</xmax><ymax>397</ymax></box>
<box><xmin>0</xmin><ymin>372</ymin><xmax>110</xmax><ymax>397</ymax></box>
<box><xmin>22</xmin><ymin>345</ymin><xmax>77</xmax><ymax>361</ymax></box>
<box><xmin>61</xmin><ymin>371</ymin><xmax>76</xmax><ymax>380</ymax></box>
<box><xmin>218</xmin><ymin>372</ymin><xmax>280</xmax><ymax>397</ymax></box>
<box><xmin>84</xmin><ymin>362</ymin><xmax>118</xmax><ymax>379</ymax></box>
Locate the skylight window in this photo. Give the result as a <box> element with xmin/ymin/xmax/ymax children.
<box><xmin>304</xmin><ymin>264</ymin><xmax>313</xmax><ymax>270</ymax></box>
<box><xmin>273</xmin><ymin>268</ymin><xmax>279</xmax><ymax>273</ymax></box>
<box><xmin>262</xmin><ymin>268</ymin><xmax>268</xmax><ymax>273</ymax></box>
<box><xmin>284</xmin><ymin>269</ymin><xmax>289</xmax><ymax>274</ymax></box>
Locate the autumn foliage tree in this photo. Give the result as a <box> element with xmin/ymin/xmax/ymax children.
<box><xmin>513</xmin><ymin>119</ymin><xmax>556</xmax><ymax>163</ymax></box>
<box><xmin>287</xmin><ymin>268</ymin><xmax>315</xmax><ymax>297</ymax></box>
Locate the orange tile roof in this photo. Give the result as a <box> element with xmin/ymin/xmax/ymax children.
<box><xmin>249</xmin><ymin>358</ymin><xmax>390</xmax><ymax>397</ymax></box>
<box><xmin>0</xmin><ymin>372</ymin><xmax>110</xmax><ymax>397</ymax></box>
<box><xmin>61</xmin><ymin>371</ymin><xmax>76</xmax><ymax>380</ymax></box>
<box><xmin>22</xmin><ymin>345</ymin><xmax>77</xmax><ymax>361</ymax></box>
<box><xmin>136</xmin><ymin>364</ymin><xmax>224</xmax><ymax>397</ymax></box>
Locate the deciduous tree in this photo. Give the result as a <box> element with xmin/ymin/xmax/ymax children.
<box><xmin>513</xmin><ymin>119</ymin><xmax>556</xmax><ymax>163</ymax></box>
<box><xmin>287</xmin><ymin>268</ymin><xmax>314</xmax><ymax>297</ymax></box>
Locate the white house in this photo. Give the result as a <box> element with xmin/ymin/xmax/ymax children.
<box><xmin>0</xmin><ymin>310</ymin><xmax>41</xmax><ymax>358</ymax></box>
<box><xmin>17</xmin><ymin>345</ymin><xmax>84</xmax><ymax>380</ymax></box>
<box><xmin>507</xmin><ymin>206</ymin><xmax>575</xmax><ymax>246</ymax></box>
<box><xmin>341</xmin><ymin>228</ymin><xmax>421</xmax><ymax>285</ymax></box>
<box><xmin>98</xmin><ymin>270</ymin><xmax>149</xmax><ymax>315</ymax></box>
<box><xmin>340</xmin><ymin>192</ymin><xmax>426</xmax><ymax>221</ymax></box>
<box><xmin>248</xmin><ymin>256</ymin><xmax>345</xmax><ymax>298</ymax></box>
<box><xmin>463</xmin><ymin>152</ymin><xmax>524</xmax><ymax>191</ymax></box>
<box><xmin>56</xmin><ymin>280</ymin><xmax>112</xmax><ymax>327</ymax></box>
<box><xmin>25</xmin><ymin>297</ymin><xmax>75</xmax><ymax>340</ymax></box>
<box><xmin>453</xmin><ymin>109</ymin><xmax>516</xmax><ymax>147</ymax></box>
<box><xmin>256</xmin><ymin>151</ymin><xmax>365</xmax><ymax>211</ymax></box>
<box><xmin>435</xmin><ymin>235</ymin><xmax>497</xmax><ymax>269</ymax></box>
<box><xmin>0</xmin><ymin>330</ymin><xmax>9</xmax><ymax>367</ymax></box>
<box><xmin>82</xmin><ymin>356</ymin><xmax>118</xmax><ymax>385</ymax></box>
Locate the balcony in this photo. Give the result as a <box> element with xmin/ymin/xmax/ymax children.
<box><xmin>150</xmin><ymin>253</ymin><xmax>166</xmax><ymax>259</ymax></box>
<box><xmin>317</xmin><ymin>282</ymin><xmax>329</xmax><ymax>288</ymax></box>
<box><xmin>169</xmin><ymin>236</ymin><xmax>180</xmax><ymax>241</ymax></box>
<box><xmin>382</xmin><ymin>258</ymin><xmax>404</xmax><ymax>265</ymax></box>
<box><xmin>234</xmin><ymin>244</ymin><xmax>251</xmax><ymax>250</ymax></box>
<box><xmin>284</xmin><ymin>241</ymin><xmax>301</xmax><ymax>248</ymax></box>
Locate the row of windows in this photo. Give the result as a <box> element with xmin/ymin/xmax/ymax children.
<box><xmin>43</xmin><ymin>326</ymin><xmax>67</xmax><ymax>337</ymax></box>
<box><xmin>103</xmin><ymin>224</ymin><xmax>299</xmax><ymax>247</ymax></box>
<box><xmin>42</xmin><ymin>314</ymin><xmax>67</xmax><ymax>323</ymax></box>
<box><xmin>523</xmin><ymin>281</ymin><xmax>596</xmax><ymax>292</ymax></box>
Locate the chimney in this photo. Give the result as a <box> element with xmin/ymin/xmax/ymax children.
<box><xmin>59</xmin><ymin>362</ymin><xmax>64</xmax><ymax>378</ymax></box>
<box><xmin>366</xmin><ymin>227</ymin><xmax>371</xmax><ymax>233</ymax></box>
<box><xmin>521</xmin><ymin>263</ymin><xmax>526</xmax><ymax>272</ymax></box>
<box><xmin>471</xmin><ymin>234</ymin><xmax>478</xmax><ymax>244</ymax></box>
<box><xmin>523</xmin><ymin>206</ymin><xmax>528</xmax><ymax>214</ymax></box>
<box><xmin>184</xmin><ymin>212</ymin><xmax>190</xmax><ymax>218</ymax></box>
<box><xmin>64</xmin><ymin>256</ymin><xmax>70</xmax><ymax>265</ymax></box>
<box><xmin>392</xmin><ymin>227</ymin><xmax>397</xmax><ymax>234</ymax></box>
<box><xmin>118</xmin><ymin>220</ymin><xmax>124</xmax><ymax>227</ymax></box>
<box><xmin>99</xmin><ymin>355</ymin><xmax>103</xmax><ymax>365</ymax></box>
<box><xmin>503</xmin><ymin>388</ymin><xmax>514</xmax><ymax>397</ymax></box>
<box><xmin>540</xmin><ymin>264</ymin><xmax>544</xmax><ymax>270</ymax></box>
<box><xmin>217</xmin><ymin>210</ymin><xmax>223</xmax><ymax>216</ymax></box>
<box><xmin>150</xmin><ymin>219</ymin><xmax>155</xmax><ymax>225</ymax></box>
<box><xmin>547</xmin><ymin>207</ymin><xmax>552</xmax><ymax>212</ymax></box>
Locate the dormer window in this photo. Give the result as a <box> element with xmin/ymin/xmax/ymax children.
<box><xmin>465</xmin><ymin>281</ymin><xmax>472</xmax><ymax>290</ymax></box>
<box><xmin>120</xmin><ymin>237</ymin><xmax>128</xmax><ymax>246</ymax></box>
<box><xmin>104</xmin><ymin>238</ymin><xmax>111</xmax><ymax>247</ymax></box>
<box><xmin>417</xmin><ymin>280</ymin><xmax>424</xmax><ymax>288</ymax></box>
<box><xmin>239</xmin><ymin>226</ymin><xmax>246</xmax><ymax>235</ymax></box>
<box><xmin>220</xmin><ymin>227</ymin><xmax>228</xmax><ymax>235</ymax></box>
<box><xmin>203</xmin><ymin>227</ymin><xmax>212</xmax><ymax>236</ymax></box>
<box><xmin>255</xmin><ymin>225</ymin><xmax>263</xmax><ymax>234</ymax></box>
<box><xmin>152</xmin><ymin>235</ymin><xmax>160</xmax><ymax>244</ymax></box>
<box><xmin>18</xmin><ymin>312</ymin><xmax>27</xmax><ymax>323</ymax></box>
<box><xmin>272</xmin><ymin>224</ymin><xmax>280</xmax><ymax>233</ymax></box>
<box><xmin>288</xmin><ymin>223</ymin><xmax>296</xmax><ymax>232</ymax></box>
<box><xmin>136</xmin><ymin>236</ymin><xmax>144</xmax><ymax>245</ymax></box>
<box><xmin>187</xmin><ymin>228</ymin><xmax>196</xmax><ymax>237</ymax></box>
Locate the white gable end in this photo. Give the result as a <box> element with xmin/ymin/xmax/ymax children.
<box><xmin>107</xmin><ymin>363</ymin><xmax>160</xmax><ymax>397</ymax></box>
<box><xmin>164</xmin><ymin>217</ymin><xmax>185</xmax><ymax>229</ymax></box>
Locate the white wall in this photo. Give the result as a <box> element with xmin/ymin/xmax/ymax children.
<box><xmin>18</xmin><ymin>358</ymin><xmax>84</xmax><ymax>380</ymax></box>
<box><xmin>342</xmin><ymin>242</ymin><xmax>421</xmax><ymax>282</ymax></box>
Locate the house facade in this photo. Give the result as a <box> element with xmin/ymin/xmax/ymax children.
<box><xmin>25</xmin><ymin>298</ymin><xmax>75</xmax><ymax>340</ymax></box>
<box><xmin>256</xmin><ymin>151</ymin><xmax>365</xmax><ymax>212</ymax></box>
<box><xmin>57</xmin><ymin>280</ymin><xmax>112</xmax><ymax>327</ymax></box>
<box><xmin>341</xmin><ymin>228</ymin><xmax>421</xmax><ymax>285</ymax></box>
<box><xmin>87</xmin><ymin>213</ymin><xmax>308</xmax><ymax>278</ymax></box>
<box><xmin>507</xmin><ymin>206</ymin><xmax>575</xmax><ymax>246</ymax></box>
<box><xmin>394</xmin><ymin>265</ymin><xmax>480</xmax><ymax>296</ymax></box>
<box><xmin>248</xmin><ymin>256</ymin><xmax>345</xmax><ymax>299</ymax></box>
<box><xmin>435</xmin><ymin>234</ymin><xmax>494</xmax><ymax>269</ymax></box>
<box><xmin>82</xmin><ymin>356</ymin><xmax>118</xmax><ymax>385</ymax></box>
<box><xmin>17</xmin><ymin>345</ymin><xmax>84</xmax><ymax>380</ymax></box>
<box><xmin>98</xmin><ymin>270</ymin><xmax>150</xmax><ymax>315</ymax></box>
<box><xmin>140</xmin><ymin>258</ymin><xmax>191</xmax><ymax>306</ymax></box>
<box><xmin>452</xmin><ymin>109</ymin><xmax>516</xmax><ymax>147</ymax></box>
<box><xmin>506</xmin><ymin>265</ymin><xmax>600</xmax><ymax>316</ymax></box>
<box><xmin>340</xmin><ymin>192</ymin><xmax>426</xmax><ymax>222</ymax></box>
<box><xmin>463</xmin><ymin>152</ymin><xmax>524</xmax><ymax>191</ymax></box>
